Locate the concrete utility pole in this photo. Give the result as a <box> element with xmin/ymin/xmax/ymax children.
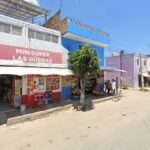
<box><xmin>120</xmin><ymin>50</ymin><xmax>124</xmax><ymax>87</ymax></box>
<box><xmin>140</xmin><ymin>53</ymin><xmax>144</xmax><ymax>90</ymax></box>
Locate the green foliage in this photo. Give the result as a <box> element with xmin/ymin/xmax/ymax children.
<box><xmin>68</xmin><ymin>44</ymin><xmax>100</xmax><ymax>78</ymax></box>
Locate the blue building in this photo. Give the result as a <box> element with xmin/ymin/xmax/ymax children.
<box><xmin>44</xmin><ymin>10</ymin><xmax>111</xmax><ymax>100</ymax></box>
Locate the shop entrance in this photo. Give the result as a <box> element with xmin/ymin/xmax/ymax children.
<box><xmin>138</xmin><ymin>74</ymin><xmax>149</xmax><ymax>87</ymax></box>
<box><xmin>0</xmin><ymin>75</ymin><xmax>13</xmax><ymax>112</ymax></box>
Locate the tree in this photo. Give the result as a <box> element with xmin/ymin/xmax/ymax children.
<box><xmin>68</xmin><ymin>44</ymin><xmax>100</xmax><ymax>110</ymax></box>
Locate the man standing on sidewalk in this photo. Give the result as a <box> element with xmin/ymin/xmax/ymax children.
<box><xmin>112</xmin><ymin>79</ymin><xmax>116</xmax><ymax>94</ymax></box>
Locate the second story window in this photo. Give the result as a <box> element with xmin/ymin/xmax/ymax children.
<box><xmin>0</xmin><ymin>22</ymin><xmax>22</xmax><ymax>36</ymax></box>
<box><xmin>144</xmin><ymin>60</ymin><xmax>146</xmax><ymax>66</ymax></box>
<box><xmin>12</xmin><ymin>25</ymin><xmax>22</xmax><ymax>36</ymax></box>
<box><xmin>137</xmin><ymin>59</ymin><xmax>139</xmax><ymax>65</ymax></box>
<box><xmin>44</xmin><ymin>34</ymin><xmax>52</xmax><ymax>42</ymax></box>
<box><xmin>0</xmin><ymin>22</ymin><xmax>11</xmax><ymax>34</ymax></box>
<box><xmin>52</xmin><ymin>35</ymin><xmax>58</xmax><ymax>43</ymax></box>
<box><xmin>28</xmin><ymin>29</ymin><xmax>59</xmax><ymax>44</ymax></box>
<box><xmin>28</xmin><ymin>29</ymin><xmax>35</xmax><ymax>38</ymax></box>
<box><xmin>36</xmin><ymin>31</ymin><xmax>44</xmax><ymax>40</ymax></box>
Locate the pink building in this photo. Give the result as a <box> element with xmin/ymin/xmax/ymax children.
<box><xmin>105</xmin><ymin>53</ymin><xmax>149</xmax><ymax>88</ymax></box>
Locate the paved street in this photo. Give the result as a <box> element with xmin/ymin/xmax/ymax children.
<box><xmin>0</xmin><ymin>89</ymin><xmax>150</xmax><ymax>150</ymax></box>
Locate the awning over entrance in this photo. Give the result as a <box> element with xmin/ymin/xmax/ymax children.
<box><xmin>100</xmin><ymin>66</ymin><xmax>114</xmax><ymax>71</ymax></box>
<box><xmin>140</xmin><ymin>72</ymin><xmax>149</xmax><ymax>77</ymax></box>
<box><xmin>100</xmin><ymin>66</ymin><xmax>126</xmax><ymax>73</ymax></box>
<box><xmin>143</xmin><ymin>73</ymin><xmax>149</xmax><ymax>77</ymax></box>
<box><xmin>112</xmin><ymin>69</ymin><xmax>127</xmax><ymax>73</ymax></box>
<box><xmin>0</xmin><ymin>66</ymin><xmax>73</xmax><ymax>76</ymax></box>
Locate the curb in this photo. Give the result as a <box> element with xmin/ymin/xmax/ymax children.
<box><xmin>6</xmin><ymin>96</ymin><xmax>118</xmax><ymax>126</ymax></box>
<box><xmin>92</xmin><ymin>96</ymin><xmax>114</xmax><ymax>104</ymax></box>
<box><xmin>7</xmin><ymin>104</ymin><xmax>72</xmax><ymax>126</ymax></box>
<box><xmin>93</xmin><ymin>94</ymin><xmax>123</xmax><ymax>104</ymax></box>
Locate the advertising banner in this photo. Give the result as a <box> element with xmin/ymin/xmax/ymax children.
<box><xmin>0</xmin><ymin>44</ymin><xmax>62</xmax><ymax>66</ymax></box>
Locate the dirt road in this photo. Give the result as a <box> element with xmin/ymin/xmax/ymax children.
<box><xmin>0</xmin><ymin>89</ymin><xmax>150</xmax><ymax>150</ymax></box>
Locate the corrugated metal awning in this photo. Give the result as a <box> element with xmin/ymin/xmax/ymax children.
<box><xmin>0</xmin><ymin>0</ymin><xmax>48</xmax><ymax>20</ymax></box>
<box><xmin>100</xmin><ymin>66</ymin><xmax>126</xmax><ymax>73</ymax></box>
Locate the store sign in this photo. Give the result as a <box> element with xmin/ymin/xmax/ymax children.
<box><xmin>0</xmin><ymin>44</ymin><xmax>62</xmax><ymax>65</ymax></box>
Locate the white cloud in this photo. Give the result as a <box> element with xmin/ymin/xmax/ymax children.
<box><xmin>24</xmin><ymin>0</ymin><xmax>39</xmax><ymax>6</ymax></box>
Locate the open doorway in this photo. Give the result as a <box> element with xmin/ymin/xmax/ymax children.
<box><xmin>138</xmin><ymin>74</ymin><xmax>149</xmax><ymax>87</ymax></box>
<box><xmin>0</xmin><ymin>75</ymin><xmax>13</xmax><ymax>112</ymax></box>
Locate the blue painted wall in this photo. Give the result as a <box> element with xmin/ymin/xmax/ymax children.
<box><xmin>62</xmin><ymin>37</ymin><xmax>105</xmax><ymax>66</ymax></box>
<box><xmin>61</xmin><ymin>87</ymin><xmax>72</xmax><ymax>101</ymax></box>
<box><xmin>68</xmin><ymin>23</ymin><xmax>110</xmax><ymax>46</ymax></box>
<box><xmin>61</xmin><ymin>22</ymin><xmax>111</xmax><ymax>100</ymax></box>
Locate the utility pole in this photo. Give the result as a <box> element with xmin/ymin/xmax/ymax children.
<box><xmin>120</xmin><ymin>50</ymin><xmax>124</xmax><ymax>87</ymax></box>
<box><xmin>140</xmin><ymin>53</ymin><xmax>144</xmax><ymax>90</ymax></box>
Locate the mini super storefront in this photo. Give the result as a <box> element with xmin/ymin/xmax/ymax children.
<box><xmin>0</xmin><ymin>44</ymin><xmax>73</xmax><ymax>110</ymax></box>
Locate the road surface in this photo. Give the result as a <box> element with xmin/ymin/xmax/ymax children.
<box><xmin>0</xmin><ymin>89</ymin><xmax>150</xmax><ymax>150</ymax></box>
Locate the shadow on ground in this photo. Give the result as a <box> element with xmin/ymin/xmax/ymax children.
<box><xmin>72</xmin><ymin>100</ymin><xmax>94</xmax><ymax>111</ymax></box>
<box><xmin>0</xmin><ymin>94</ymin><xmax>113</xmax><ymax>125</ymax></box>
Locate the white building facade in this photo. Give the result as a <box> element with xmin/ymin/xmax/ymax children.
<box><xmin>0</xmin><ymin>14</ymin><xmax>72</xmax><ymax>110</ymax></box>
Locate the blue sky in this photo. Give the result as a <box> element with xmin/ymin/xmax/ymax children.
<box><xmin>37</xmin><ymin>0</ymin><xmax>150</xmax><ymax>56</ymax></box>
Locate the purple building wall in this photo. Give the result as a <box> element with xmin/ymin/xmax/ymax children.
<box><xmin>105</xmin><ymin>56</ymin><xmax>121</xmax><ymax>85</ymax></box>
<box><xmin>105</xmin><ymin>53</ymin><xmax>148</xmax><ymax>88</ymax></box>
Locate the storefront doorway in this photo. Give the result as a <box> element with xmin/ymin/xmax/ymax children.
<box><xmin>0</xmin><ymin>75</ymin><xmax>22</xmax><ymax>112</ymax></box>
<box><xmin>0</xmin><ymin>75</ymin><xmax>13</xmax><ymax>112</ymax></box>
<box><xmin>138</xmin><ymin>74</ymin><xmax>149</xmax><ymax>87</ymax></box>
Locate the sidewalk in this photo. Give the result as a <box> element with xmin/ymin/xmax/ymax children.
<box><xmin>134</xmin><ymin>87</ymin><xmax>150</xmax><ymax>91</ymax></box>
<box><xmin>2</xmin><ymin>94</ymin><xmax>121</xmax><ymax>126</ymax></box>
